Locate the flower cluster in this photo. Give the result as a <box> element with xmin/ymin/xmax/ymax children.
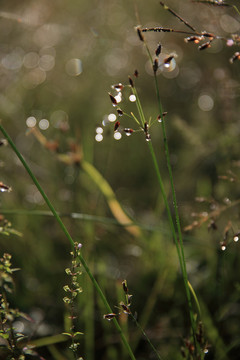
<box><xmin>63</xmin><ymin>242</ymin><xmax>84</xmax><ymax>358</ymax></box>
<box><xmin>103</xmin><ymin>280</ymin><xmax>133</xmax><ymax>321</ymax></box>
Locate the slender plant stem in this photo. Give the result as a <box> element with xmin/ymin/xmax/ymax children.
<box><xmin>135</xmin><ymin>38</ymin><xmax>199</xmax><ymax>350</ymax></box>
<box><xmin>0</xmin><ymin>123</ymin><xmax>136</xmax><ymax>360</ymax></box>
<box><xmin>152</xmin><ymin>72</ymin><xmax>198</xmax><ymax>341</ymax></box>
<box><xmin>131</xmin><ymin>314</ymin><xmax>163</xmax><ymax>360</ymax></box>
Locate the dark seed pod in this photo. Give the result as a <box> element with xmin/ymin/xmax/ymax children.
<box><xmin>112</xmin><ymin>83</ymin><xmax>124</xmax><ymax>91</ymax></box>
<box><xmin>114</xmin><ymin>121</ymin><xmax>120</xmax><ymax>131</ymax></box>
<box><xmin>122</xmin><ymin>280</ymin><xmax>128</xmax><ymax>293</ymax></box>
<box><xmin>208</xmin><ymin>220</ymin><xmax>217</xmax><ymax>231</ymax></box>
<box><xmin>0</xmin><ymin>182</ymin><xmax>11</xmax><ymax>192</ymax></box>
<box><xmin>201</xmin><ymin>31</ymin><xmax>214</xmax><ymax>38</ymax></box>
<box><xmin>134</xmin><ymin>69</ymin><xmax>139</xmax><ymax>77</ymax></box>
<box><xmin>0</xmin><ymin>139</ymin><xmax>8</xmax><ymax>146</ymax></box>
<box><xmin>119</xmin><ymin>301</ymin><xmax>131</xmax><ymax>314</ymax></box>
<box><xmin>153</xmin><ymin>58</ymin><xmax>159</xmax><ymax>73</ymax></box>
<box><xmin>155</xmin><ymin>43</ymin><xmax>162</xmax><ymax>56</ymax></box>
<box><xmin>144</xmin><ymin>122</ymin><xmax>149</xmax><ymax>133</ymax></box>
<box><xmin>198</xmin><ymin>42</ymin><xmax>211</xmax><ymax>50</ymax></box>
<box><xmin>164</xmin><ymin>55</ymin><xmax>174</xmax><ymax>64</ymax></box>
<box><xmin>230</xmin><ymin>52</ymin><xmax>240</xmax><ymax>63</ymax></box>
<box><xmin>108</xmin><ymin>92</ymin><xmax>118</xmax><ymax>106</ymax></box>
<box><xmin>157</xmin><ymin>112</ymin><xmax>167</xmax><ymax>122</ymax></box>
<box><xmin>124</xmin><ymin>128</ymin><xmax>134</xmax><ymax>135</ymax></box>
<box><xmin>145</xmin><ymin>133</ymin><xmax>151</xmax><ymax>141</ymax></box>
<box><xmin>103</xmin><ymin>313</ymin><xmax>116</xmax><ymax>320</ymax></box>
<box><xmin>128</xmin><ymin>76</ymin><xmax>134</xmax><ymax>87</ymax></box>
<box><xmin>117</xmin><ymin>109</ymin><xmax>123</xmax><ymax>116</ymax></box>
<box><xmin>136</xmin><ymin>26</ymin><xmax>144</xmax><ymax>41</ymax></box>
<box><xmin>184</xmin><ymin>36</ymin><xmax>203</xmax><ymax>43</ymax></box>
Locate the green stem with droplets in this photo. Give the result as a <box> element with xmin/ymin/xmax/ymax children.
<box><xmin>0</xmin><ymin>123</ymin><xmax>136</xmax><ymax>360</ymax></box>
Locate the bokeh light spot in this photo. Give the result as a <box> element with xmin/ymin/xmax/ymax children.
<box><xmin>65</xmin><ymin>58</ymin><xmax>82</xmax><ymax>76</ymax></box>
<box><xmin>2</xmin><ymin>50</ymin><xmax>23</xmax><ymax>70</ymax></box>
<box><xmin>39</xmin><ymin>54</ymin><xmax>55</xmax><ymax>71</ymax></box>
<box><xmin>220</xmin><ymin>14</ymin><xmax>240</xmax><ymax>33</ymax></box>
<box><xmin>22</xmin><ymin>68</ymin><xmax>46</xmax><ymax>89</ymax></box>
<box><xmin>23</xmin><ymin>52</ymin><xmax>39</xmax><ymax>69</ymax></box>
<box><xmin>198</xmin><ymin>94</ymin><xmax>214</xmax><ymax>112</ymax></box>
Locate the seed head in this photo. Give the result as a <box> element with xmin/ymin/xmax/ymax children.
<box><xmin>108</xmin><ymin>92</ymin><xmax>118</xmax><ymax>106</ymax></box>
<box><xmin>230</xmin><ymin>52</ymin><xmax>240</xmax><ymax>63</ymax></box>
<box><xmin>198</xmin><ymin>42</ymin><xmax>211</xmax><ymax>51</ymax></box>
<box><xmin>128</xmin><ymin>76</ymin><xmax>134</xmax><ymax>87</ymax></box>
<box><xmin>153</xmin><ymin>58</ymin><xmax>159</xmax><ymax>73</ymax></box>
<box><xmin>114</xmin><ymin>121</ymin><xmax>120</xmax><ymax>131</ymax></box>
<box><xmin>155</xmin><ymin>43</ymin><xmax>162</xmax><ymax>56</ymax></box>
<box><xmin>134</xmin><ymin>69</ymin><xmax>139</xmax><ymax>77</ymax></box>
<box><xmin>136</xmin><ymin>26</ymin><xmax>144</xmax><ymax>42</ymax></box>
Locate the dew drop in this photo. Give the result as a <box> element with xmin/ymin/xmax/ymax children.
<box><xmin>223</xmin><ymin>197</ymin><xmax>231</xmax><ymax>205</ymax></box>
<box><xmin>102</xmin><ymin>117</ymin><xmax>110</xmax><ymax>126</ymax></box>
<box><xmin>26</xmin><ymin>116</ymin><xmax>37</xmax><ymax>128</ymax></box>
<box><xmin>129</xmin><ymin>94</ymin><xmax>136</xmax><ymax>102</ymax></box>
<box><xmin>145</xmin><ymin>134</ymin><xmax>151</xmax><ymax>142</ymax></box>
<box><xmin>0</xmin><ymin>188</ymin><xmax>7</xmax><ymax>193</ymax></box>
<box><xmin>114</xmin><ymin>93</ymin><xmax>122</xmax><ymax>104</ymax></box>
<box><xmin>221</xmin><ymin>244</ymin><xmax>226</xmax><ymax>251</ymax></box>
<box><xmin>108</xmin><ymin>113</ymin><xmax>117</xmax><ymax>122</ymax></box>
<box><xmin>39</xmin><ymin>119</ymin><xmax>49</xmax><ymax>130</ymax></box>
<box><xmin>96</xmin><ymin>127</ymin><xmax>103</xmax><ymax>134</ymax></box>
<box><xmin>114</xmin><ymin>131</ymin><xmax>122</xmax><ymax>140</ymax></box>
<box><xmin>233</xmin><ymin>236</ymin><xmax>239</xmax><ymax>242</ymax></box>
<box><xmin>65</xmin><ymin>58</ymin><xmax>82</xmax><ymax>76</ymax></box>
<box><xmin>95</xmin><ymin>133</ymin><xmax>103</xmax><ymax>142</ymax></box>
<box><xmin>0</xmin><ymin>182</ymin><xmax>11</xmax><ymax>193</ymax></box>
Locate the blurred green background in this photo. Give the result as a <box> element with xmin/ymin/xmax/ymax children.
<box><xmin>0</xmin><ymin>0</ymin><xmax>240</xmax><ymax>359</ymax></box>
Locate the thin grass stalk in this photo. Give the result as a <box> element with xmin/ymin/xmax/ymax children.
<box><xmin>130</xmin><ymin>314</ymin><xmax>162</xmax><ymax>360</ymax></box>
<box><xmin>147</xmin><ymin>141</ymin><xmax>184</xmax><ymax>269</ymax></box>
<box><xmin>0</xmin><ymin>123</ymin><xmax>136</xmax><ymax>360</ymax></box>
<box><xmin>152</xmin><ymin>70</ymin><xmax>198</xmax><ymax>340</ymax></box>
<box><xmin>140</xmin><ymin>39</ymin><xmax>199</xmax><ymax>348</ymax></box>
<box><xmin>131</xmin><ymin>80</ymin><xmax>198</xmax><ymax>348</ymax></box>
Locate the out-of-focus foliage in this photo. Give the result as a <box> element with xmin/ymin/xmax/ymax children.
<box><xmin>0</xmin><ymin>0</ymin><xmax>239</xmax><ymax>359</ymax></box>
